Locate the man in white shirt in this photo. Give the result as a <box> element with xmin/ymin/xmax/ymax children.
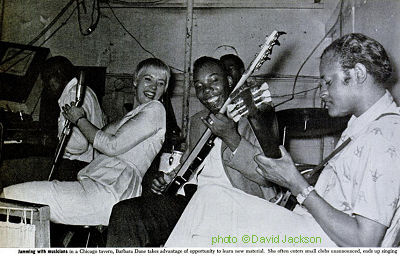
<box><xmin>40</xmin><ymin>56</ymin><xmax>106</xmax><ymax>181</ymax></box>
<box><xmin>106</xmin><ymin>56</ymin><xmax>279</xmax><ymax>247</ymax></box>
<box><xmin>165</xmin><ymin>33</ymin><xmax>400</xmax><ymax>247</ymax></box>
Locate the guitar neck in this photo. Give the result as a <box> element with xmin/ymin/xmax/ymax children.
<box><xmin>174</xmin><ymin>128</ymin><xmax>213</xmax><ymax>177</ymax></box>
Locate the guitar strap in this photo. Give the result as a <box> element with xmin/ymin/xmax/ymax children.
<box><xmin>304</xmin><ymin>137</ymin><xmax>351</xmax><ymax>179</ymax></box>
<box><xmin>308</xmin><ymin>112</ymin><xmax>400</xmax><ymax>176</ymax></box>
<box><xmin>280</xmin><ymin>112</ymin><xmax>400</xmax><ymax>208</ymax></box>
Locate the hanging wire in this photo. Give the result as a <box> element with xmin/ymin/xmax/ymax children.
<box><xmin>272</xmin><ymin>85</ymin><xmax>320</xmax><ymax>98</ymax></box>
<box><xmin>110</xmin><ymin>0</ymin><xmax>169</xmax><ymax>6</ymax></box>
<box><xmin>274</xmin><ymin>0</ymin><xmax>344</xmax><ymax>108</ymax></box>
<box><xmin>0</xmin><ymin>0</ymin><xmax>75</xmax><ymax>67</ymax></box>
<box><xmin>25</xmin><ymin>6</ymin><xmax>79</xmax><ymax>116</ymax></box>
<box><xmin>77</xmin><ymin>0</ymin><xmax>101</xmax><ymax>36</ymax></box>
<box><xmin>0</xmin><ymin>4</ymin><xmax>75</xmax><ymax>75</ymax></box>
<box><xmin>106</xmin><ymin>2</ymin><xmax>183</xmax><ymax>73</ymax></box>
<box><xmin>107</xmin><ymin>2</ymin><xmax>156</xmax><ymax>57</ymax></box>
<box><xmin>39</xmin><ymin>6</ymin><xmax>78</xmax><ymax>47</ymax></box>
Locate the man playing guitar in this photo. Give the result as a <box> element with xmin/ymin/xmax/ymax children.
<box><xmin>106</xmin><ymin>56</ymin><xmax>280</xmax><ymax>247</ymax></box>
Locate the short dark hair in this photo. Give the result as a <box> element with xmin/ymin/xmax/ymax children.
<box><xmin>220</xmin><ymin>54</ymin><xmax>245</xmax><ymax>71</ymax></box>
<box><xmin>321</xmin><ymin>33</ymin><xmax>392</xmax><ymax>85</ymax></box>
<box><xmin>41</xmin><ymin>56</ymin><xmax>76</xmax><ymax>84</ymax></box>
<box><xmin>193</xmin><ymin>56</ymin><xmax>227</xmax><ymax>76</ymax></box>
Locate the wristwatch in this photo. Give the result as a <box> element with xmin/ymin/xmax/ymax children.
<box><xmin>296</xmin><ymin>186</ymin><xmax>315</xmax><ymax>205</ymax></box>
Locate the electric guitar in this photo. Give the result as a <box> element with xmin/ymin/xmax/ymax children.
<box><xmin>227</xmin><ymin>82</ymin><xmax>280</xmax><ymax>158</ymax></box>
<box><xmin>165</xmin><ymin>31</ymin><xmax>286</xmax><ymax>195</ymax></box>
<box><xmin>48</xmin><ymin>71</ymin><xmax>86</xmax><ymax>181</ymax></box>
<box><xmin>227</xmin><ymin>82</ymin><xmax>285</xmax><ymax>204</ymax></box>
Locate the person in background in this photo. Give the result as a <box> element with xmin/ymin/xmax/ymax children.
<box><xmin>1</xmin><ymin>58</ymin><xmax>169</xmax><ymax>226</ymax></box>
<box><xmin>106</xmin><ymin>56</ymin><xmax>278</xmax><ymax>247</ymax></box>
<box><xmin>220</xmin><ymin>54</ymin><xmax>245</xmax><ymax>89</ymax></box>
<box><xmin>40</xmin><ymin>56</ymin><xmax>106</xmax><ymax>181</ymax></box>
<box><xmin>165</xmin><ymin>33</ymin><xmax>400</xmax><ymax>247</ymax></box>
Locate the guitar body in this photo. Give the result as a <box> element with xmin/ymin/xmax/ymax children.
<box><xmin>246</xmin><ymin>108</ymin><xmax>281</xmax><ymax>159</ymax></box>
<box><xmin>165</xmin><ymin>134</ymin><xmax>216</xmax><ymax>195</ymax></box>
<box><xmin>248</xmin><ymin>113</ymin><xmax>280</xmax><ymax>158</ymax></box>
<box><xmin>165</xmin><ymin>176</ymin><xmax>187</xmax><ymax>196</ymax></box>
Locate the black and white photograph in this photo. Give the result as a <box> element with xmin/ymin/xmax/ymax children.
<box><xmin>0</xmin><ymin>0</ymin><xmax>399</xmax><ymax>253</ymax></box>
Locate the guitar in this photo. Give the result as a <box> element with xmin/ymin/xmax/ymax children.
<box><xmin>165</xmin><ymin>31</ymin><xmax>286</xmax><ymax>195</ymax></box>
<box><xmin>227</xmin><ymin>82</ymin><xmax>284</xmax><ymax>204</ymax></box>
<box><xmin>48</xmin><ymin>71</ymin><xmax>86</xmax><ymax>181</ymax></box>
<box><xmin>227</xmin><ymin>82</ymin><xmax>280</xmax><ymax>158</ymax></box>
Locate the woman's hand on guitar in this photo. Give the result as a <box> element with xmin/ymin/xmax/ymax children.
<box><xmin>254</xmin><ymin>145</ymin><xmax>309</xmax><ymax>196</ymax></box>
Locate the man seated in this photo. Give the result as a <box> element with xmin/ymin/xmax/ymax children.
<box><xmin>164</xmin><ymin>33</ymin><xmax>400</xmax><ymax>247</ymax></box>
<box><xmin>40</xmin><ymin>56</ymin><xmax>107</xmax><ymax>181</ymax></box>
<box><xmin>106</xmin><ymin>56</ymin><xmax>279</xmax><ymax>247</ymax></box>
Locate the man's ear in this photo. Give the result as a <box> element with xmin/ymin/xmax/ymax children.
<box><xmin>227</xmin><ymin>75</ymin><xmax>234</xmax><ymax>88</ymax></box>
<box><xmin>354</xmin><ymin>63</ymin><xmax>367</xmax><ymax>84</ymax></box>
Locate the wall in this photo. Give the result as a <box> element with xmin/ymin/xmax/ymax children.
<box><xmin>0</xmin><ymin>0</ymin><xmax>336</xmax><ymax>125</ymax></box>
<box><xmin>326</xmin><ymin>0</ymin><xmax>400</xmax><ymax>103</ymax></box>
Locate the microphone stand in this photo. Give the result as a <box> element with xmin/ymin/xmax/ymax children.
<box><xmin>48</xmin><ymin>71</ymin><xmax>86</xmax><ymax>181</ymax></box>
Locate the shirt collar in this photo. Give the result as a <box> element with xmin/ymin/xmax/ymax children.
<box><xmin>58</xmin><ymin>77</ymin><xmax>78</xmax><ymax>105</ymax></box>
<box><xmin>340</xmin><ymin>90</ymin><xmax>396</xmax><ymax>141</ymax></box>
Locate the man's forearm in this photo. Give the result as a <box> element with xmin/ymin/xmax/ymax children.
<box><xmin>224</xmin><ymin>137</ymin><xmax>271</xmax><ymax>186</ymax></box>
<box><xmin>302</xmin><ymin>191</ymin><xmax>386</xmax><ymax>247</ymax></box>
<box><xmin>221</xmin><ymin>132</ymin><xmax>241</xmax><ymax>152</ymax></box>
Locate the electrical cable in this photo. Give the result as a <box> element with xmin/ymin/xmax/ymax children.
<box><xmin>107</xmin><ymin>2</ymin><xmax>156</xmax><ymax>57</ymax></box>
<box><xmin>29</xmin><ymin>6</ymin><xmax>79</xmax><ymax>116</ymax></box>
<box><xmin>274</xmin><ymin>0</ymin><xmax>344</xmax><ymax>108</ymax></box>
<box><xmin>40</xmin><ymin>6</ymin><xmax>78</xmax><ymax>47</ymax></box>
<box><xmin>0</xmin><ymin>0</ymin><xmax>76</xmax><ymax>67</ymax></box>
<box><xmin>110</xmin><ymin>0</ymin><xmax>168</xmax><ymax>6</ymax></box>
<box><xmin>0</xmin><ymin>5</ymin><xmax>77</xmax><ymax>77</ymax></box>
<box><xmin>107</xmin><ymin>2</ymin><xmax>183</xmax><ymax>73</ymax></box>
<box><xmin>77</xmin><ymin>0</ymin><xmax>101</xmax><ymax>36</ymax></box>
<box><xmin>272</xmin><ymin>85</ymin><xmax>320</xmax><ymax>98</ymax></box>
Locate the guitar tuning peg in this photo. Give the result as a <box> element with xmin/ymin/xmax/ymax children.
<box><xmin>274</xmin><ymin>40</ymin><xmax>281</xmax><ymax>46</ymax></box>
<box><xmin>278</xmin><ymin>31</ymin><xmax>287</xmax><ymax>36</ymax></box>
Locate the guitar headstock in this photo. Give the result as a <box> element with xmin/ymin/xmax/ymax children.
<box><xmin>227</xmin><ymin>82</ymin><xmax>272</xmax><ymax>122</ymax></box>
<box><xmin>247</xmin><ymin>31</ymin><xmax>286</xmax><ymax>74</ymax></box>
<box><xmin>221</xmin><ymin>30</ymin><xmax>285</xmax><ymax>116</ymax></box>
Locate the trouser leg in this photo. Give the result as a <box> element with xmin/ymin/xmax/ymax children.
<box><xmin>107</xmin><ymin>192</ymin><xmax>191</xmax><ymax>247</ymax></box>
<box><xmin>51</xmin><ymin>159</ymin><xmax>88</xmax><ymax>181</ymax></box>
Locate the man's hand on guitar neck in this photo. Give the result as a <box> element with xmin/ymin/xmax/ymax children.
<box><xmin>201</xmin><ymin>113</ymin><xmax>241</xmax><ymax>152</ymax></box>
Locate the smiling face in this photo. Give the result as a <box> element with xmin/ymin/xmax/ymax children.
<box><xmin>134</xmin><ymin>66</ymin><xmax>168</xmax><ymax>106</ymax></box>
<box><xmin>319</xmin><ymin>54</ymin><xmax>357</xmax><ymax>117</ymax></box>
<box><xmin>193</xmin><ymin>62</ymin><xmax>231</xmax><ymax>113</ymax></box>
